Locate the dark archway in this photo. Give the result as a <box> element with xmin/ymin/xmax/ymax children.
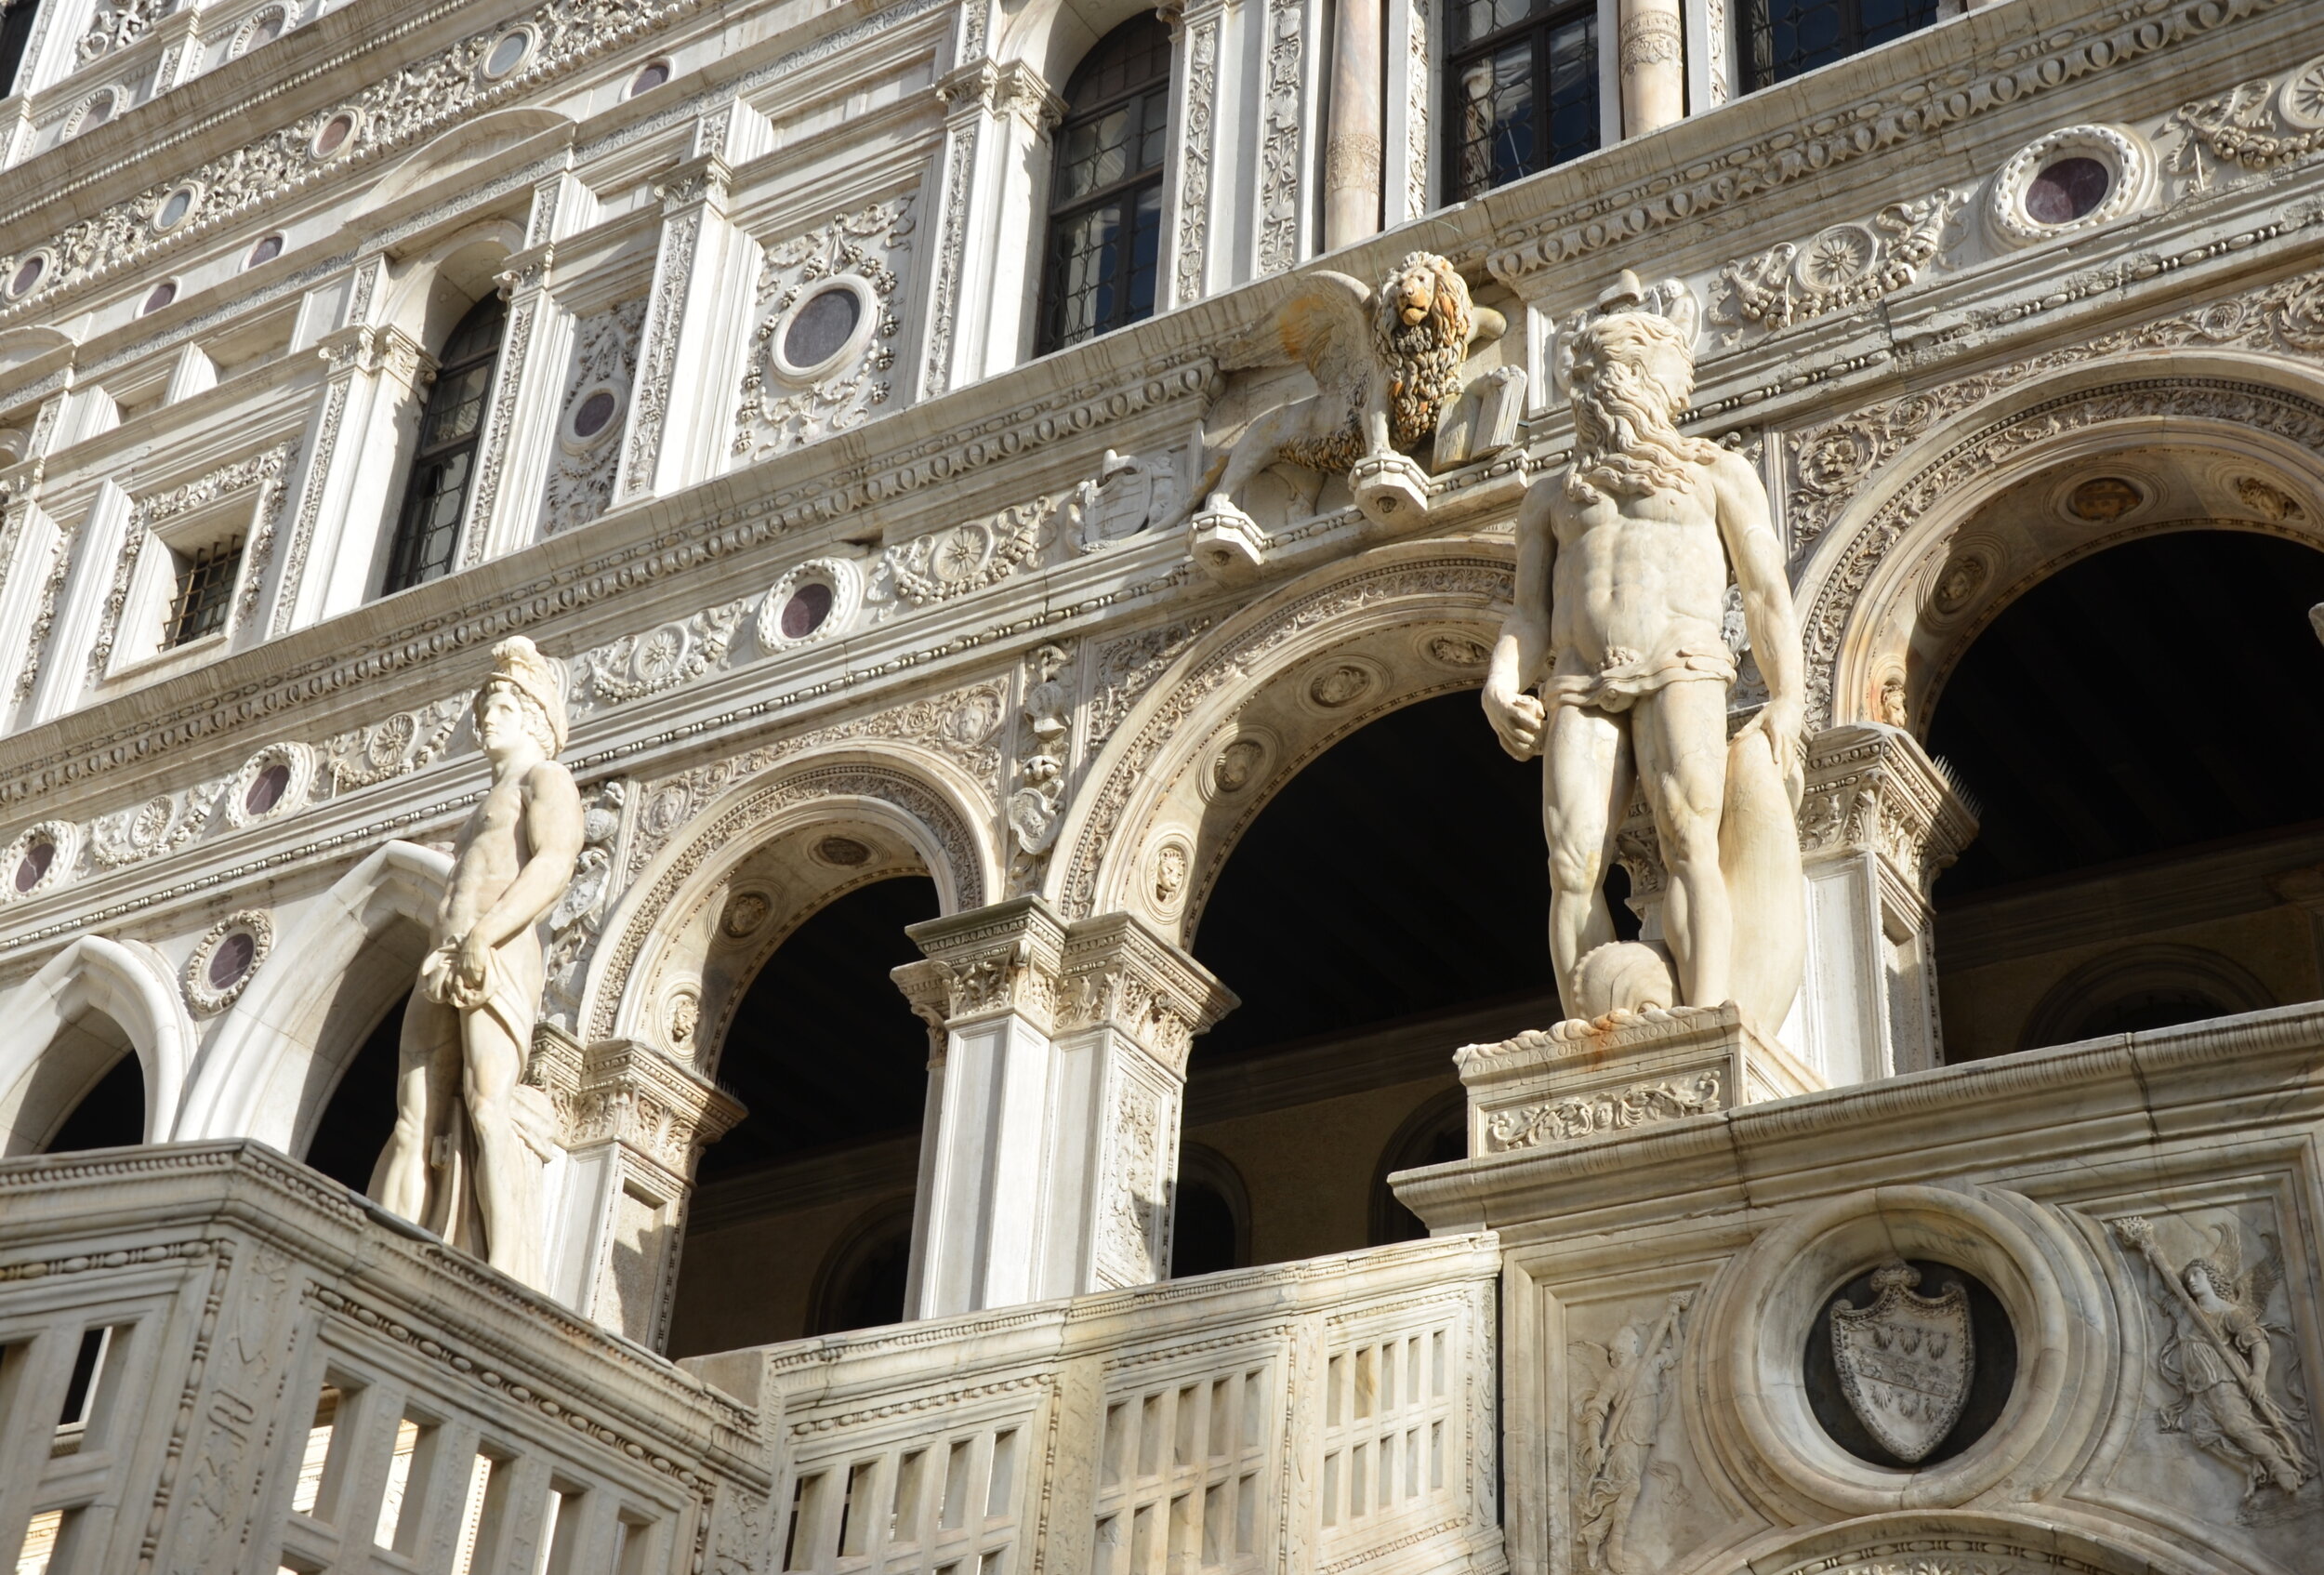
<box><xmin>1370</xmin><ymin>1088</ymin><xmax>1467</xmax><ymax>1246</ymax></box>
<box><xmin>44</xmin><ymin>1051</ymin><xmax>144</xmax><ymax>1154</ymax></box>
<box><xmin>1929</xmin><ymin>531</ymin><xmax>2324</xmax><ymax>1055</ymax></box>
<box><xmin>810</xmin><ymin>1198</ymin><xmax>916</xmax><ymax>1335</ymax></box>
<box><xmin>1182</xmin><ymin>690</ymin><xmax>1576</xmax><ymax>1265</ymax></box>
<box><xmin>667</xmin><ymin>875</ymin><xmax>940</xmax><ymax>1355</ymax></box>
<box><xmin>302</xmin><ymin>998</ymin><xmax>405</xmax><ymax>1195</ymax></box>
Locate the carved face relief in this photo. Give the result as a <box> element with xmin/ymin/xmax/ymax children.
<box><xmin>720</xmin><ymin>891</ymin><xmax>772</xmax><ymax>937</ymax></box>
<box><xmin>1306</xmin><ymin>663</ymin><xmax>1376</xmax><ymax>709</ymax></box>
<box><xmin>2065</xmin><ymin>476</ymin><xmax>2145</xmax><ymax>523</ymax></box>
<box><xmin>1150</xmin><ymin>839</ymin><xmax>1191</xmax><ymax>913</ymax></box>
<box><xmin>2235</xmin><ymin>475</ymin><xmax>2306</xmax><ymax>523</ymax></box>
<box><xmin>1213</xmin><ymin>737</ymin><xmax>1265</xmax><ymax>794</ymax></box>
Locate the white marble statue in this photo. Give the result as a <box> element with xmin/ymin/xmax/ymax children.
<box><xmin>1483</xmin><ymin>271</ymin><xmax>1806</xmax><ymax>1033</ymax></box>
<box><xmin>1180</xmin><ymin>252</ymin><xmax>1505</xmax><ymax>530</ymax></box>
<box><xmin>373</xmin><ymin>636</ymin><xmax>583</xmax><ymax>1288</ymax></box>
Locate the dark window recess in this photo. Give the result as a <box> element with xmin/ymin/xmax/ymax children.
<box><xmin>1035</xmin><ymin>16</ymin><xmax>1170</xmax><ymax>356</ymax></box>
<box><xmin>165</xmin><ymin>536</ymin><xmax>243</xmax><ymax>647</ymax></box>
<box><xmin>1738</xmin><ymin>0</ymin><xmax>1938</xmax><ymax>93</ymax></box>
<box><xmin>0</xmin><ymin>0</ymin><xmax>39</xmax><ymax>100</ymax></box>
<box><xmin>381</xmin><ymin>293</ymin><xmax>506</xmax><ymax>596</ymax></box>
<box><xmin>1446</xmin><ymin>0</ymin><xmax>1598</xmax><ymax>202</ymax></box>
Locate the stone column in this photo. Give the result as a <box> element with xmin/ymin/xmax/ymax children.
<box><xmin>1324</xmin><ymin>0</ymin><xmax>1382</xmax><ymax>249</ymax></box>
<box><xmin>612</xmin><ymin>152</ymin><xmax>761</xmax><ymax>504</ymax></box>
<box><xmin>1618</xmin><ymin>0</ymin><xmax>1685</xmax><ymax>137</ymax></box>
<box><xmin>891</xmin><ymin>897</ymin><xmax>1235</xmax><ymax>1318</ymax></box>
<box><xmin>1795</xmin><ymin>723</ymin><xmax>1978</xmax><ymax>1082</ymax></box>
<box><xmin>531</xmin><ymin>1029</ymin><xmax>745</xmax><ymax>1348</ymax></box>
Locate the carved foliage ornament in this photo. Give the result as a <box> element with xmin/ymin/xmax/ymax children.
<box><xmin>1484</xmin><ymin>1072</ymin><xmax>1723</xmax><ymax>1152</ymax></box>
<box><xmin>540</xmin><ymin>298</ymin><xmax>647</xmax><ymax>536</ymax></box>
<box><xmin>1714</xmin><ymin>188</ymin><xmax>1961</xmax><ymax>337</ymax></box>
<box><xmin>734</xmin><ymin>198</ymin><xmax>913</xmax><ymax>460</ymax></box>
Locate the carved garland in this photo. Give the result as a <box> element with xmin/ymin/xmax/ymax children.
<box><xmin>1802</xmin><ymin>377</ymin><xmax>2324</xmax><ymax>729</ymax></box>
<box><xmin>586</xmin><ymin>761</ymin><xmax>986</xmax><ymax>1041</ymax></box>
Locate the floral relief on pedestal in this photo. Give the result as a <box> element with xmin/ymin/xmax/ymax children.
<box><xmin>733</xmin><ymin>198</ymin><xmax>912</xmax><ymax>461</ymax></box>
<box><xmin>540</xmin><ymin>298</ymin><xmax>647</xmax><ymax>536</ymax></box>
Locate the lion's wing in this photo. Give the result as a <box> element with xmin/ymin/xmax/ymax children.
<box><xmin>1219</xmin><ymin>271</ymin><xmax>1374</xmax><ymax>390</ymax></box>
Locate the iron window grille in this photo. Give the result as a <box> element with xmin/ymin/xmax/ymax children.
<box><xmin>1737</xmin><ymin>0</ymin><xmax>1938</xmax><ymax>92</ymax></box>
<box><xmin>1035</xmin><ymin>16</ymin><xmax>1171</xmax><ymax>357</ymax></box>
<box><xmin>1445</xmin><ymin>0</ymin><xmax>1599</xmax><ymax>203</ymax></box>
<box><xmin>381</xmin><ymin>293</ymin><xmax>506</xmax><ymax>596</ymax></box>
<box><xmin>165</xmin><ymin>536</ymin><xmax>244</xmax><ymax>647</ymax></box>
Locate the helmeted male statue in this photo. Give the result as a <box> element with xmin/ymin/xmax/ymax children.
<box><xmin>1482</xmin><ymin>272</ymin><xmax>1806</xmax><ymax>1033</ymax></box>
<box><xmin>373</xmin><ymin>636</ymin><xmax>582</xmax><ymax>1286</ymax></box>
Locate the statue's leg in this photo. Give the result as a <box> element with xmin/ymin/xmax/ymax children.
<box><xmin>1543</xmin><ymin>702</ymin><xmax>1631</xmax><ymax>1008</ymax></box>
<box><xmin>372</xmin><ymin>981</ymin><xmax>456</xmax><ymax>1221</ymax></box>
<box><xmin>1633</xmin><ymin>680</ymin><xmax>1733</xmax><ymax>1009</ymax></box>
<box><xmin>460</xmin><ymin>1002</ymin><xmax>535</xmax><ymax>1283</ymax></box>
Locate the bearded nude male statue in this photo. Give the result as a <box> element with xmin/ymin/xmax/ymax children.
<box><xmin>373</xmin><ymin>636</ymin><xmax>582</xmax><ymax>1287</ymax></box>
<box><xmin>1482</xmin><ymin>273</ymin><xmax>1806</xmax><ymax>1031</ymax></box>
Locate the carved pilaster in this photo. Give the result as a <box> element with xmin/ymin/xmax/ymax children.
<box><xmin>893</xmin><ymin>897</ymin><xmax>1235</xmax><ymax>1312</ymax></box>
<box><xmin>1796</xmin><ymin>723</ymin><xmax>1979</xmax><ymax>1079</ymax></box>
<box><xmin>463</xmin><ymin>234</ymin><xmax>572</xmax><ymax>567</ymax></box>
<box><xmin>532</xmin><ymin>1027</ymin><xmax>745</xmax><ymax>1349</ymax></box>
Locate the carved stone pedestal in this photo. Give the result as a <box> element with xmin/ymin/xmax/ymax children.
<box><xmin>891</xmin><ymin>896</ymin><xmax>1236</xmax><ymax>1318</ymax></box>
<box><xmin>1188</xmin><ymin>503</ymin><xmax>1266</xmax><ymax>581</ymax></box>
<box><xmin>1455</xmin><ymin>1003</ymin><xmax>1821</xmax><ymax>1158</ymax></box>
<box><xmin>1350</xmin><ymin>451</ymin><xmax>1431</xmax><ymax>530</ymax></box>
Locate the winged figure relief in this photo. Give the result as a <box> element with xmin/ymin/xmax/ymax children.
<box><xmin>1177</xmin><ymin>252</ymin><xmax>1508</xmax><ymax>534</ymax></box>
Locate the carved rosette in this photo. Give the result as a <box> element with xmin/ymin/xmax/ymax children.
<box><xmin>1799</xmin><ymin>724</ymin><xmax>1979</xmax><ymax>932</ymax></box>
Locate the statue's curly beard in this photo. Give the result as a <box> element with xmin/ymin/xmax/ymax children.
<box><xmin>1567</xmin><ymin>359</ymin><xmax>1722</xmax><ymax>504</ymax></box>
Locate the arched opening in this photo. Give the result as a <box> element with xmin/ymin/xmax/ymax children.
<box><xmin>382</xmin><ymin>292</ymin><xmax>507</xmax><ymax>594</ymax></box>
<box><xmin>299</xmin><ymin>997</ymin><xmax>408</xmax><ymax>1194</ymax></box>
<box><xmin>1034</xmin><ymin>15</ymin><xmax>1171</xmax><ymax>356</ymax></box>
<box><xmin>1170</xmin><ymin>1141</ymin><xmax>1251</xmax><ymax>1278</ymax></box>
<box><xmin>665</xmin><ymin>874</ymin><xmax>940</xmax><ymax>1357</ymax></box>
<box><xmin>1369</xmin><ymin>1088</ymin><xmax>1465</xmax><ymax>1246</ymax></box>
<box><xmin>1180</xmin><ymin>689</ymin><xmax>1572</xmax><ymax>1267</ymax></box>
<box><xmin>1929</xmin><ymin>529</ymin><xmax>2324</xmax><ymax>1056</ymax></box>
<box><xmin>41</xmin><ymin>1039</ymin><xmax>144</xmax><ymax>1154</ymax></box>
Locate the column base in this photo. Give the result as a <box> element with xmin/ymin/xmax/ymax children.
<box><xmin>1455</xmin><ymin>1002</ymin><xmax>1822</xmax><ymax>1157</ymax></box>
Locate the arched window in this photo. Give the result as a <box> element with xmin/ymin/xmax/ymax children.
<box><xmin>1369</xmin><ymin>1089</ymin><xmax>1467</xmax><ymax>1246</ymax></box>
<box><xmin>811</xmin><ymin>1199</ymin><xmax>916</xmax><ymax>1335</ymax></box>
<box><xmin>382</xmin><ymin>293</ymin><xmax>506</xmax><ymax>595</ymax></box>
<box><xmin>1170</xmin><ymin>1143</ymin><xmax>1250</xmax><ymax>1277</ymax></box>
<box><xmin>1036</xmin><ymin>16</ymin><xmax>1171</xmax><ymax>356</ymax></box>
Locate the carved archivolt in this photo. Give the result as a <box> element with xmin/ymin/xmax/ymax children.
<box><xmin>581</xmin><ymin>752</ymin><xmax>996</xmax><ymax>1044</ymax></box>
<box><xmin>1051</xmin><ymin>546</ymin><xmax>1513</xmax><ymax>927</ymax></box>
<box><xmin>1798</xmin><ymin>363</ymin><xmax>2324</xmax><ymax>731</ymax></box>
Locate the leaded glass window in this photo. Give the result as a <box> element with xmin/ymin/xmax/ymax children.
<box><xmin>1737</xmin><ymin>0</ymin><xmax>1937</xmax><ymax>92</ymax></box>
<box><xmin>1445</xmin><ymin>0</ymin><xmax>1599</xmax><ymax>202</ymax></box>
<box><xmin>1035</xmin><ymin>17</ymin><xmax>1171</xmax><ymax>356</ymax></box>
<box><xmin>381</xmin><ymin>293</ymin><xmax>505</xmax><ymax>596</ymax></box>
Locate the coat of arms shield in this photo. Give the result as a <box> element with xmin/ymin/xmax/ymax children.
<box><xmin>1829</xmin><ymin>1261</ymin><xmax>1974</xmax><ymax>1463</ymax></box>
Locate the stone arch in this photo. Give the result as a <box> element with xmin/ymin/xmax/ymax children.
<box><xmin>1675</xmin><ymin>1510</ymin><xmax>2216</xmax><ymax>1575</ymax></box>
<box><xmin>2020</xmin><ymin>941</ymin><xmax>2276</xmax><ymax>1052</ymax></box>
<box><xmin>354</xmin><ymin>107</ymin><xmax>575</xmax><ymax>221</ymax></box>
<box><xmin>0</xmin><ymin>934</ymin><xmax>192</xmax><ymax>1153</ymax></box>
<box><xmin>1050</xmin><ymin>539</ymin><xmax>1514</xmax><ymax>941</ymax></box>
<box><xmin>177</xmin><ymin>840</ymin><xmax>450</xmax><ymax>1152</ymax></box>
<box><xmin>1794</xmin><ymin>351</ymin><xmax>2324</xmax><ymax>733</ymax></box>
<box><xmin>995</xmin><ymin>0</ymin><xmax>1162</xmax><ymax>96</ymax></box>
<box><xmin>579</xmin><ymin>748</ymin><xmax>999</xmax><ymax>1062</ymax></box>
<box><xmin>375</xmin><ymin>218</ymin><xmax>528</xmax><ymax>351</ymax></box>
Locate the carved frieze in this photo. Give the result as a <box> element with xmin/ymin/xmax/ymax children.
<box><xmin>1483</xmin><ymin>1072</ymin><xmax>1723</xmax><ymax>1153</ymax></box>
<box><xmin>1711</xmin><ymin>188</ymin><xmax>1961</xmax><ymax>339</ymax></box>
<box><xmin>89</xmin><ymin>777</ymin><xmax>228</xmax><ymax>868</ymax></box>
<box><xmin>568</xmin><ymin>600</ymin><xmax>748</xmax><ymax>714</ymax></box>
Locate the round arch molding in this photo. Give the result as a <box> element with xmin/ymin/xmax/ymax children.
<box><xmin>0</xmin><ymin>934</ymin><xmax>192</xmax><ymax>1153</ymax></box>
<box><xmin>578</xmin><ymin>748</ymin><xmax>1000</xmax><ymax>1056</ymax></box>
<box><xmin>1673</xmin><ymin>1509</ymin><xmax>2220</xmax><ymax>1575</ymax></box>
<box><xmin>1794</xmin><ymin>350</ymin><xmax>2324</xmax><ymax>733</ymax></box>
<box><xmin>1049</xmin><ymin>539</ymin><xmax>1515</xmax><ymax>940</ymax></box>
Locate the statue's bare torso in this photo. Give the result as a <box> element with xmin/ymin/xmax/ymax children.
<box><xmin>1544</xmin><ymin>464</ymin><xmax>1734</xmax><ymax>684</ymax></box>
<box><xmin>437</xmin><ymin>767</ymin><xmax>550</xmax><ymax>961</ymax></box>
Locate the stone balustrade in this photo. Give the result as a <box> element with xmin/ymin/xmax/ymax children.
<box><xmin>693</xmin><ymin>1231</ymin><xmax>1505</xmax><ymax>1575</ymax></box>
<box><xmin>0</xmin><ymin>1141</ymin><xmax>769</xmax><ymax>1575</ymax></box>
<box><xmin>0</xmin><ymin>1139</ymin><xmax>1501</xmax><ymax>1575</ymax></box>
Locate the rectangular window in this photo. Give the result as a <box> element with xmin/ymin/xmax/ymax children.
<box><xmin>1446</xmin><ymin>0</ymin><xmax>1598</xmax><ymax>201</ymax></box>
<box><xmin>165</xmin><ymin>536</ymin><xmax>244</xmax><ymax>647</ymax></box>
<box><xmin>1738</xmin><ymin>0</ymin><xmax>1938</xmax><ymax>92</ymax></box>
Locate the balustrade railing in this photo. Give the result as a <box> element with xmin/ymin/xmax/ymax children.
<box><xmin>0</xmin><ymin>1143</ymin><xmax>1502</xmax><ymax>1575</ymax></box>
<box><xmin>694</xmin><ymin>1232</ymin><xmax>1506</xmax><ymax>1575</ymax></box>
<box><xmin>0</xmin><ymin>1142</ymin><xmax>768</xmax><ymax>1575</ymax></box>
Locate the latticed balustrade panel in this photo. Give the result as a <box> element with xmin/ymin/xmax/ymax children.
<box><xmin>1315</xmin><ymin>1298</ymin><xmax>1486</xmax><ymax>1565</ymax></box>
<box><xmin>1089</xmin><ymin>1357</ymin><xmax>1276</xmax><ymax>1573</ymax></box>
<box><xmin>775</xmin><ymin>1402</ymin><xmax>1038</xmax><ymax>1574</ymax></box>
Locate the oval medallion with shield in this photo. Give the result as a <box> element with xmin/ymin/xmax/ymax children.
<box><xmin>1829</xmin><ymin>1261</ymin><xmax>1974</xmax><ymax>1463</ymax></box>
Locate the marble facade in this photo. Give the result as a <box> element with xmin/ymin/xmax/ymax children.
<box><xmin>0</xmin><ymin>0</ymin><xmax>2321</xmax><ymax>1567</ymax></box>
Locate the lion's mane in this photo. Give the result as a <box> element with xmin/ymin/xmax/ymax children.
<box><xmin>1374</xmin><ymin>253</ymin><xmax>1474</xmax><ymax>453</ymax></box>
